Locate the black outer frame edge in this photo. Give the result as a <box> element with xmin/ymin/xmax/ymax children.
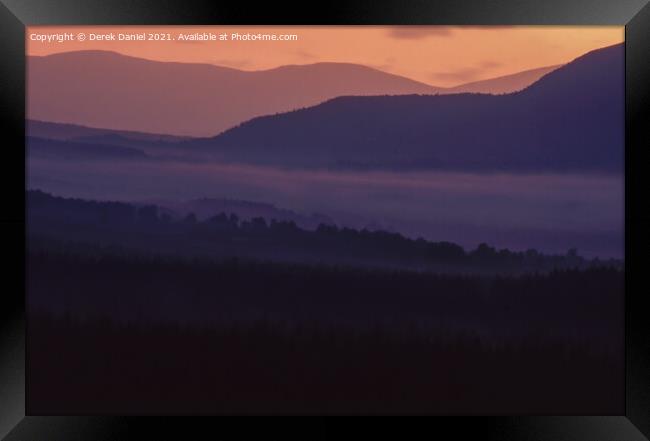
<box><xmin>1</xmin><ymin>0</ymin><xmax>649</xmax><ymax>24</ymax></box>
<box><xmin>625</xmin><ymin>1</ymin><xmax>650</xmax><ymax>438</ymax></box>
<box><xmin>0</xmin><ymin>0</ymin><xmax>648</xmax><ymax>438</ymax></box>
<box><xmin>0</xmin><ymin>1</ymin><xmax>25</xmax><ymax>440</ymax></box>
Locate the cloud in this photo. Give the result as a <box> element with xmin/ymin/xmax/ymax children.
<box><xmin>430</xmin><ymin>67</ymin><xmax>482</xmax><ymax>83</ymax></box>
<box><xmin>387</xmin><ymin>26</ymin><xmax>453</xmax><ymax>39</ymax></box>
<box><xmin>372</xmin><ymin>56</ymin><xmax>398</xmax><ymax>72</ymax></box>
<box><xmin>431</xmin><ymin>60</ymin><xmax>503</xmax><ymax>83</ymax></box>
<box><xmin>211</xmin><ymin>58</ymin><xmax>253</xmax><ymax>69</ymax></box>
<box><xmin>387</xmin><ymin>25</ymin><xmax>517</xmax><ymax>40</ymax></box>
<box><xmin>294</xmin><ymin>50</ymin><xmax>316</xmax><ymax>60</ymax></box>
<box><xmin>481</xmin><ymin>60</ymin><xmax>502</xmax><ymax>69</ymax></box>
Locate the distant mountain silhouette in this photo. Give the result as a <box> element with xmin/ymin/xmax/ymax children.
<box><xmin>446</xmin><ymin>65</ymin><xmax>561</xmax><ymax>94</ymax></box>
<box><xmin>28</xmin><ymin>51</ymin><xmax>565</xmax><ymax>138</ymax></box>
<box><xmin>27</xmin><ymin>121</ymin><xmax>197</xmax><ymax>159</ymax></box>
<box><xmin>28</xmin><ymin>51</ymin><xmax>443</xmax><ymax>137</ymax></box>
<box><xmin>27</xmin><ymin>119</ymin><xmax>192</xmax><ymax>143</ymax></box>
<box><xmin>189</xmin><ymin>44</ymin><xmax>622</xmax><ymax>173</ymax></box>
<box><xmin>27</xmin><ymin>136</ymin><xmax>148</xmax><ymax>160</ymax></box>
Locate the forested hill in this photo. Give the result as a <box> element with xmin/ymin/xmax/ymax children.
<box><xmin>27</xmin><ymin>190</ymin><xmax>621</xmax><ymax>274</ymax></box>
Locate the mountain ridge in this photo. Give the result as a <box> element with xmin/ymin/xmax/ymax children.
<box><xmin>188</xmin><ymin>43</ymin><xmax>623</xmax><ymax>173</ymax></box>
<box><xmin>28</xmin><ymin>51</ymin><xmax>439</xmax><ymax>137</ymax></box>
<box><xmin>28</xmin><ymin>49</ymin><xmax>564</xmax><ymax>137</ymax></box>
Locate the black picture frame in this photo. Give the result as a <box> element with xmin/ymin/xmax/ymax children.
<box><xmin>1</xmin><ymin>0</ymin><xmax>649</xmax><ymax>436</ymax></box>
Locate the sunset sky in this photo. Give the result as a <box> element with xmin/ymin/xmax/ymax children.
<box><xmin>27</xmin><ymin>26</ymin><xmax>623</xmax><ymax>87</ymax></box>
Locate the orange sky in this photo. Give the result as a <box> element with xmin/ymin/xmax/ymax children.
<box><xmin>26</xmin><ymin>26</ymin><xmax>623</xmax><ymax>88</ymax></box>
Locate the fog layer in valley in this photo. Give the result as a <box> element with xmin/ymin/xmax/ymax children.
<box><xmin>28</xmin><ymin>157</ymin><xmax>623</xmax><ymax>258</ymax></box>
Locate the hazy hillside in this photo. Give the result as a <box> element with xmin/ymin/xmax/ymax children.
<box><xmin>27</xmin><ymin>119</ymin><xmax>191</xmax><ymax>143</ymax></box>
<box><xmin>27</xmin><ymin>51</ymin><xmax>441</xmax><ymax>137</ymax></box>
<box><xmin>445</xmin><ymin>64</ymin><xmax>561</xmax><ymax>94</ymax></box>
<box><xmin>191</xmin><ymin>44</ymin><xmax>622</xmax><ymax>173</ymax></box>
<box><xmin>27</xmin><ymin>190</ymin><xmax>621</xmax><ymax>274</ymax></box>
<box><xmin>28</xmin><ymin>50</ymin><xmax>565</xmax><ymax>138</ymax></box>
<box><xmin>27</xmin><ymin>136</ymin><xmax>149</xmax><ymax>160</ymax></box>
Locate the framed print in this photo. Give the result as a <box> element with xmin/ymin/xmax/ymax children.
<box><xmin>1</xmin><ymin>0</ymin><xmax>649</xmax><ymax>437</ymax></box>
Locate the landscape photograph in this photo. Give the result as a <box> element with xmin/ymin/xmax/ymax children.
<box><xmin>26</xmin><ymin>25</ymin><xmax>625</xmax><ymax>414</ymax></box>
